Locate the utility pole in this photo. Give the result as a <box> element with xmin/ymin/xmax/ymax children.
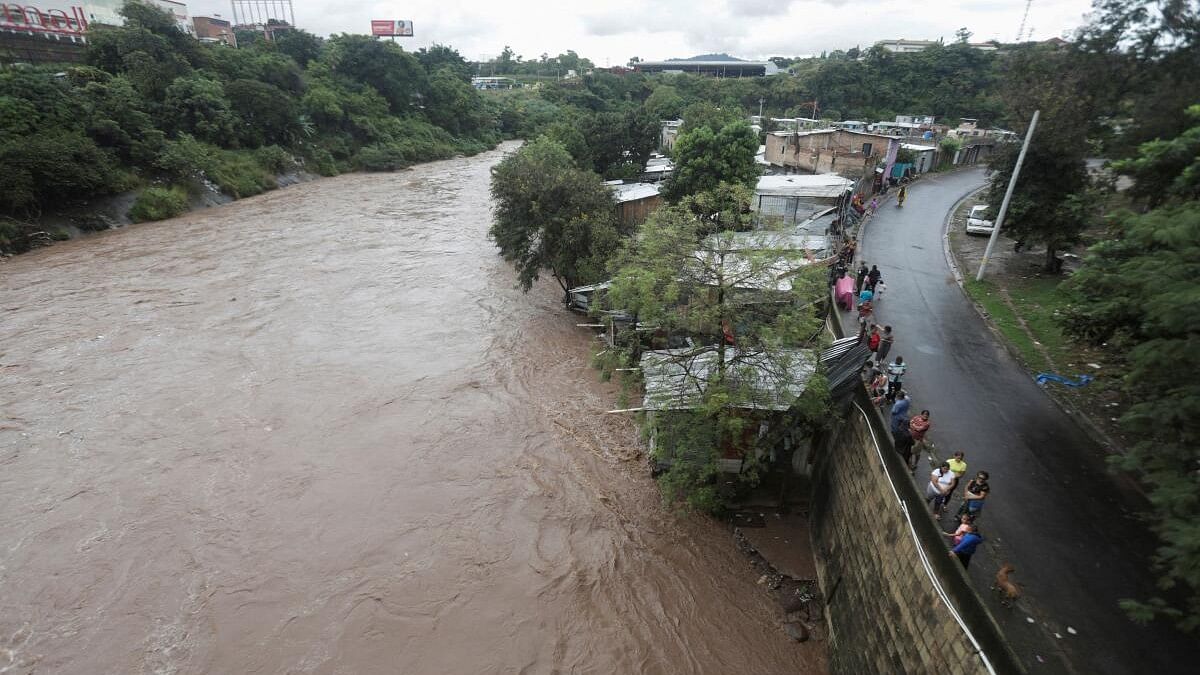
<box><xmin>976</xmin><ymin>109</ymin><xmax>1039</xmax><ymax>282</ymax></box>
<box><xmin>758</xmin><ymin>97</ymin><xmax>765</xmax><ymax>118</ymax></box>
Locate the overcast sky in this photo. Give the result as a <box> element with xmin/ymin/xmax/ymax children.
<box><xmin>188</xmin><ymin>0</ymin><xmax>1095</xmax><ymax>64</ymax></box>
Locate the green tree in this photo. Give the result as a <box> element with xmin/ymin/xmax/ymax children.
<box><xmin>663</xmin><ymin>121</ymin><xmax>759</xmax><ymax>201</ymax></box>
<box><xmin>1060</xmin><ymin>113</ymin><xmax>1200</xmax><ymax>632</ymax></box>
<box><xmin>604</xmin><ymin>206</ymin><xmax>830</xmax><ymax>513</ymax></box>
<box><xmin>272</xmin><ymin>28</ymin><xmax>323</xmax><ymax>68</ymax></box>
<box><xmin>226</xmin><ymin>79</ymin><xmax>299</xmax><ymax>146</ymax></box>
<box><xmin>985</xmin><ymin>44</ymin><xmax>1096</xmax><ymax>272</ymax></box>
<box><xmin>322</xmin><ymin>34</ymin><xmax>426</xmax><ymax>113</ymax></box>
<box><xmin>489</xmin><ymin>137</ymin><xmax>623</xmax><ymax>291</ymax></box>
<box><xmin>163</xmin><ymin>74</ymin><xmax>237</xmax><ymax>145</ymax></box>
<box><xmin>417</xmin><ymin>44</ymin><xmax>473</xmax><ymax>82</ymax></box>
<box><xmin>423</xmin><ymin>67</ymin><xmax>493</xmax><ymax>138</ymax></box>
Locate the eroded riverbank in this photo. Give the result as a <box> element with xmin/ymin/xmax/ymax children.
<box><xmin>0</xmin><ymin>143</ymin><xmax>825</xmax><ymax>674</ymax></box>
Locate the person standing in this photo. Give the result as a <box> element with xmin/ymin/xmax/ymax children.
<box><xmin>875</xmin><ymin>325</ymin><xmax>894</xmax><ymax>366</ymax></box>
<box><xmin>867</xmin><ymin>324</ymin><xmax>882</xmax><ymax>359</ymax></box>
<box><xmin>927</xmin><ymin>462</ymin><xmax>955</xmax><ymax>515</ymax></box>
<box><xmin>885</xmin><ymin>356</ymin><xmax>906</xmax><ymax>401</ymax></box>
<box><xmin>960</xmin><ymin>471</ymin><xmax>991</xmax><ymax>518</ymax></box>
<box><xmin>858</xmin><ymin>284</ymin><xmax>874</xmax><ymax>306</ymax></box>
<box><xmin>890</xmin><ymin>390</ymin><xmax>911</xmax><ymax>432</ymax></box>
<box><xmin>894</xmin><ymin>424</ymin><xmax>916</xmax><ymax>470</ymax></box>
<box><xmin>909</xmin><ymin>409</ymin><xmax>932</xmax><ymax>456</ymax></box>
<box><xmin>855</xmin><ymin>262</ymin><xmax>870</xmax><ymax>294</ymax></box>
<box><xmin>945</xmin><ymin>451</ymin><xmax>968</xmax><ymax>514</ymax></box>
<box><xmin>867</xmin><ymin>264</ymin><xmax>882</xmax><ymax>290</ymax></box>
<box><xmin>857</xmin><ymin>301</ymin><xmax>874</xmax><ymax>342</ymax></box>
<box><xmin>949</xmin><ymin>524</ymin><xmax>982</xmax><ymax>569</ymax></box>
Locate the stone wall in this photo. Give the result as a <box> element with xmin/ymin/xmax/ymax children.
<box><xmin>809</xmin><ymin>316</ymin><xmax>1024</xmax><ymax>674</ymax></box>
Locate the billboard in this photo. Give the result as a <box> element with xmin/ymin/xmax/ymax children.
<box><xmin>371</xmin><ymin>19</ymin><xmax>413</xmax><ymax>37</ymax></box>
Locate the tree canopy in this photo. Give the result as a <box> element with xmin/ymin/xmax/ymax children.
<box><xmin>663</xmin><ymin>121</ymin><xmax>759</xmax><ymax>202</ymax></box>
<box><xmin>1061</xmin><ymin>109</ymin><xmax>1200</xmax><ymax>632</ymax></box>
<box><xmin>489</xmin><ymin>137</ymin><xmax>623</xmax><ymax>291</ymax></box>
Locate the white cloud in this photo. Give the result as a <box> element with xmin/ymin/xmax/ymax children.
<box><xmin>182</xmin><ymin>0</ymin><xmax>1092</xmax><ymax>64</ymax></box>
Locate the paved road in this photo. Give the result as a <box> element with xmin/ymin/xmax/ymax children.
<box><xmin>846</xmin><ymin>169</ymin><xmax>1197</xmax><ymax>674</ymax></box>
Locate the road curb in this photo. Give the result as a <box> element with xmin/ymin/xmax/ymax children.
<box><xmin>939</xmin><ymin>190</ymin><xmax>1125</xmax><ymax>457</ymax></box>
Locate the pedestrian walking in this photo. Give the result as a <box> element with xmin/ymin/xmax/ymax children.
<box><xmin>855</xmin><ymin>262</ymin><xmax>869</xmax><ymax>294</ymax></box>
<box><xmin>944</xmin><ymin>451</ymin><xmax>968</xmax><ymax>515</ymax></box>
<box><xmin>909</xmin><ymin>409</ymin><xmax>932</xmax><ymax>456</ymax></box>
<box><xmin>949</xmin><ymin>524</ymin><xmax>983</xmax><ymax>569</ymax></box>
<box><xmin>890</xmin><ymin>390</ymin><xmax>911</xmax><ymax>432</ymax></box>
<box><xmin>875</xmin><ymin>325</ymin><xmax>894</xmax><ymax>365</ymax></box>
<box><xmin>868</xmin><ymin>197</ymin><xmax>879</xmax><ymax>215</ymax></box>
<box><xmin>927</xmin><ymin>462</ymin><xmax>955</xmax><ymax>515</ymax></box>
<box><xmin>867</xmin><ymin>264</ymin><xmax>882</xmax><ymax>289</ymax></box>
<box><xmin>867</xmin><ymin>323</ymin><xmax>882</xmax><ymax>357</ymax></box>
<box><xmin>885</xmin><ymin>356</ymin><xmax>906</xmax><ymax>401</ymax></box>
<box><xmin>957</xmin><ymin>471</ymin><xmax>991</xmax><ymax>518</ymax></box>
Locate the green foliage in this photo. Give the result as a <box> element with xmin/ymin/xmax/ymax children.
<box><xmin>663</xmin><ymin>121</ymin><xmax>759</xmax><ymax>201</ymax></box>
<box><xmin>322</xmin><ymin>34</ymin><xmax>426</xmax><ymax>114</ymax></box>
<box><xmin>0</xmin><ymin>1</ymin><xmax>503</xmax><ymax>222</ymax></box>
<box><xmin>1112</xmin><ymin>105</ymin><xmax>1200</xmax><ymax>208</ymax></box>
<box><xmin>489</xmin><ymin>137</ymin><xmax>622</xmax><ymax>290</ymax></box>
<box><xmin>986</xmin><ymin>44</ymin><xmax>1098</xmax><ymax>272</ymax></box>
<box><xmin>0</xmin><ymin>131</ymin><xmax>123</xmax><ymax>215</ymax></box>
<box><xmin>1061</xmin><ymin>115</ymin><xmax>1200</xmax><ymax>633</ymax></box>
<box><xmin>604</xmin><ymin>206</ymin><xmax>829</xmax><ymax>513</ymax></box>
<box><xmin>128</xmin><ymin>185</ymin><xmax>188</xmax><ymax>222</ymax></box>
<box><xmin>163</xmin><ymin>75</ymin><xmax>237</xmax><ymax>145</ymax></box>
<box><xmin>225</xmin><ymin>78</ymin><xmax>299</xmax><ymax>146</ymax></box>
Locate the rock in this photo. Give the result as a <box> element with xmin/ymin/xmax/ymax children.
<box><xmin>783</xmin><ymin>621</ymin><xmax>809</xmax><ymax>642</ymax></box>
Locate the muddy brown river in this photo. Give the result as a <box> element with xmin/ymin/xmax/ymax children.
<box><xmin>0</xmin><ymin>143</ymin><xmax>824</xmax><ymax>674</ymax></box>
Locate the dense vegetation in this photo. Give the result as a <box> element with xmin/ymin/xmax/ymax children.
<box><xmin>0</xmin><ymin>1</ymin><xmax>501</xmax><ymax>251</ymax></box>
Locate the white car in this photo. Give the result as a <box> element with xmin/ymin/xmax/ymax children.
<box><xmin>965</xmin><ymin>204</ymin><xmax>995</xmax><ymax>235</ymax></box>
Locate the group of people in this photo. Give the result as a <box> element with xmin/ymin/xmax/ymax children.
<box><xmin>844</xmin><ymin>251</ymin><xmax>994</xmax><ymax>570</ymax></box>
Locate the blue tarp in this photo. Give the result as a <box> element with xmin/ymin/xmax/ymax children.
<box><xmin>891</xmin><ymin>162</ymin><xmax>913</xmax><ymax>178</ymax></box>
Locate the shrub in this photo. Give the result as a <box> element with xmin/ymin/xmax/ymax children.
<box><xmin>356</xmin><ymin>144</ymin><xmax>410</xmax><ymax>171</ymax></box>
<box><xmin>128</xmin><ymin>185</ymin><xmax>189</xmax><ymax>222</ymax></box>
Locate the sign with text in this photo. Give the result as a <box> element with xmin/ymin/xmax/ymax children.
<box><xmin>0</xmin><ymin>3</ymin><xmax>88</xmax><ymax>35</ymax></box>
<box><xmin>370</xmin><ymin>19</ymin><xmax>413</xmax><ymax>37</ymax></box>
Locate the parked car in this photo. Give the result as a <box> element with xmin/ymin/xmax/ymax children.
<box><xmin>965</xmin><ymin>204</ymin><xmax>995</xmax><ymax>235</ymax></box>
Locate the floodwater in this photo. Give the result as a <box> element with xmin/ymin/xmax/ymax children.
<box><xmin>0</xmin><ymin>142</ymin><xmax>824</xmax><ymax>674</ymax></box>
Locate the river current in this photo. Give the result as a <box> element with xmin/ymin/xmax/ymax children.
<box><xmin>0</xmin><ymin>143</ymin><xmax>824</xmax><ymax>674</ymax></box>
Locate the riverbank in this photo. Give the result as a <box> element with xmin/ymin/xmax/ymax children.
<box><xmin>0</xmin><ymin>143</ymin><xmax>500</xmax><ymax>259</ymax></box>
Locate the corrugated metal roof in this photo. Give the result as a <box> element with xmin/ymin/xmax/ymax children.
<box><xmin>610</xmin><ymin>182</ymin><xmax>661</xmax><ymax>203</ymax></box>
<box><xmin>756</xmin><ymin>175</ymin><xmax>854</xmax><ymax>198</ymax></box>
<box><xmin>641</xmin><ymin>348</ymin><xmax>818</xmax><ymax>411</ymax></box>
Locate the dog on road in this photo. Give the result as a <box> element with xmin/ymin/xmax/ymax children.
<box><xmin>993</xmin><ymin>563</ymin><xmax>1021</xmax><ymax>605</ymax></box>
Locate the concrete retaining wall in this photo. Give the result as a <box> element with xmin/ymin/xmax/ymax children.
<box><xmin>809</xmin><ymin>315</ymin><xmax>1024</xmax><ymax>674</ymax></box>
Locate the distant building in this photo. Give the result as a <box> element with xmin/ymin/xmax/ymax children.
<box><xmin>875</xmin><ymin>39</ymin><xmax>939</xmax><ymax>53</ymax></box>
<box><xmin>764</xmin><ymin>128</ymin><xmax>899</xmax><ymax>180</ymax></box>
<box><xmin>148</xmin><ymin>0</ymin><xmax>191</xmax><ymax>34</ymax></box>
<box><xmin>607</xmin><ymin>181</ymin><xmax>662</xmax><ymax>226</ymax></box>
<box><xmin>660</xmin><ymin>119</ymin><xmax>683</xmax><ymax>153</ymax></box>
<box><xmin>635</xmin><ymin>59</ymin><xmax>779</xmax><ymax>77</ymax></box>
<box><xmin>193</xmin><ymin>15</ymin><xmax>235</xmax><ymax>46</ymax></box>
<box><xmin>876</xmin><ymin>38</ymin><xmax>999</xmax><ymax>53</ymax></box>
<box><xmin>471</xmin><ymin>76</ymin><xmax>516</xmax><ymax>90</ymax></box>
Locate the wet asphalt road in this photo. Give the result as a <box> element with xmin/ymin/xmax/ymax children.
<box><xmin>846</xmin><ymin>168</ymin><xmax>1197</xmax><ymax>674</ymax></box>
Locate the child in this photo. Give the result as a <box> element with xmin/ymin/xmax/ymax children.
<box><xmin>943</xmin><ymin>514</ymin><xmax>974</xmax><ymax>546</ymax></box>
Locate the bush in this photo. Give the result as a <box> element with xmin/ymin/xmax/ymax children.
<box><xmin>207</xmin><ymin>150</ymin><xmax>276</xmax><ymax>197</ymax></box>
<box><xmin>128</xmin><ymin>185</ymin><xmax>189</xmax><ymax>222</ymax></box>
<box><xmin>254</xmin><ymin>144</ymin><xmax>295</xmax><ymax>173</ymax></box>
<box><xmin>356</xmin><ymin>143</ymin><xmax>410</xmax><ymax>171</ymax></box>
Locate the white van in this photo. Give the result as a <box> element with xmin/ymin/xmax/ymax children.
<box><xmin>965</xmin><ymin>205</ymin><xmax>995</xmax><ymax>235</ymax></box>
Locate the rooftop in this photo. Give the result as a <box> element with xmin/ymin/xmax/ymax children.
<box><xmin>755</xmin><ymin>174</ymin><xmax>855</xmax><ymax>199</ymax></box>
<box><xmin>641</xmin><ymin>348</ymin><xmax>818</xmax><ymax>411</ymax></box>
